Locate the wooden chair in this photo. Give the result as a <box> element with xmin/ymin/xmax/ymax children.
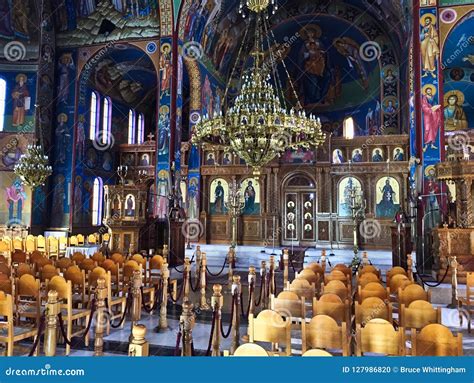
<box><xmin>122</xmin><ymin>260</ymin><xmax>154</xmax><ymax>306</ymax></box>
<box><xmin>312</xmin><ymin>293</ymin><xmax>350</xmax><ymax>325</ymax></box>
<box><xmin>56</xmin><ymin>257</ymin><xmax>74</xmax><ymax>273</ymax></box>
<box><xmin>386</xmin><ymin>266</ymin><xmax>407</xmax><ymax>288</ymax></box>
<box><xmin>16</xmin><ymin>263</ymin><xmax>34</xmax><ymax>277</ymax></box>
<box><xmin>36</xmin><ymin>235</ymin><xmax>46</xmax><ymax>253</ymax></box>
<box><xmin>102</xmin><ymin>259</ymin><xmax>120</xmax><ymax>295</ymax></box>
<box><xmin>321</xmin><ymin>280</ymin><xmax>351</xmax><ymax>302</ymax></box>
<box><xmin>356</xmin><ymin>272</ymin><xmax>380</xmax><ymax>288</ymax></box>
<box><xmin>296</xmin><ymin>268</ymin><xmax>319</xmax><ymax>286</ymax></box>
<box><xmin>91</xmin><ymin>252</ymin><xmax>105</xmax><ymax>266</ymax></box>
<box><xmin>412</xmin><ymin>324</ymin><xmax>462</xmax><ymax>356</ymax></box>
<box><xmin>0</xmin><ymin>240</ymin><xmax>10</xmax><ymax>258</ymax></box>
<box><xmin>389</xmin><ymin>274</ymin><xmax>412</xmax><ymax>295</ymax></box>
<box><xmin>359</xmin><ymin>265</ymin><xmax>381</xmax><ymax>278</ymax></box>
<box><xmin>325</xmin><ymin>270</ymin><xmax>351</xmax><ymax>294</ymax></box>
<box><xmin>460</xmin><ymin>271</ymin><xmax>474</xmax><ymax>333</ymax></box>
<box><xmin>12</xmin><ymin>237</ymin><xmax>23</xmax><ymax>252</ymax></box>
<box><xmin>303</xmin><ymin>314</ymin><xmax>348</xmax><ymax>355</ymax></box>
<box><xmin>78</xmin><ymin>259</ymin><xmax>97</xmax><ymax>274</ymax></box>
<box><xmin>11</xmin><ymin>250</ymin><xmax>27</xmax><ymax>264</ymax></box>
<box><xmin>148</xmin><ymin>255</ymin><xmax>164</xmax><ymax>286</ymax></box>
<box><xmin>40</xmin><ymin>264</ymin><xmax>59</xmax><ymax>284</ymax></box>
<box><xmin>47</xmin><ymin>276</ymin><xmax>91</xmax><ymax>355</ymax></box>
<box><xmin>285</xmin><ymin>278</ymin><xmax>316</xmax><ymax>302</ymax></box>
<box><xmin>398</xmin><ymin>283</ymin><xmax>431</xmax><ymax>307</ymax></box>
<box><xmin>25</xmin><ymin>235</ymin><xmax>36</xmax><ymax>253</ymax></box>
<box><xmin>0</xmin><ymin>292</ymin><xmax>39</xmax><ymax>356</ymax></box>
<box><xmin>0</xmin><ymin>277</ymin><xmax>13</xmax><ymax>294</ymax></box>
<box><xmin>47</xmin><ymin>237</ymin><xmax>59</xmax><ymax>259</ymax></box>
<box><xmin>357</xmin><ymin>282</ymin><xmax>389</xmax><ymax>303</ymax></box>
<box><xmin>29</xmin><ymin>250</ymin><xmax>44</xmax><ymax>264</ymax></box>
<box><xmin>69</xmin><ymin>235</ymin><xmax>78</xmax><ymax>247</ymax></box>
<box><xmin>111</xmin><ymin>253</ymin><xmax>125</xmax><ymax>266</ymax></box>
<box><xmin>0</xmin><ymin>262</ymin><xmax>11</xmax><ymax>277</ymax></box>
<box><xmin>15</xmin><ymin>274</ymin><xmax>41</xmax><ymax>326</ymax></box>
<box><xmin>248</xmin><ymin>310</ymin><xmax>292</xmax><ymax>356</ymax></box>
<box><xmin>224</xmin><ymin>343</ymin><xmax>269</xmax><ymax>356</ymax></box>
<box><xmin>355</xmin><ymin>297</ymin><xmax>393</xmax><ymax>326</ymax></box>
<box><xmin>0</xmin><ymin>254</ymin><xmax>8</xmax><ymax>265</ymax></box>
<box><xmin>77</xmin><ymin>234</ymin><xmax>85</xmax><ymax>246</ymax></box>
<box><xmin>71</xmin><ymin>252</ymin><xmax>85</xmax><ymax>265</ymax></box>
<box><xmin>333</xmin><ymin>264</ymin><xmax>351</xmax><ymax>278</ymax></box>
<box><xmin>59</xmin><ymin>236</ymin><xmax>68</xmax><ymax>256</ymax></box>
<box><xmin>64</xmin><ymin>266</ymin><xmax>87</xmax><ymax>308</ymax></box>
<box><xmin>355</xmin><ymin>318</ymin><xmax>405</xmax><ymax>356</ymax></box>
<box><xmin>270</xmin><ymin>291</ymin><xmax>306</xmax><ymax>333</ymax></box>
<box><xmin>302</xmin><ymin>349</ymin><xmax>333</xmax><ymax>356</ymax></box>
<box><xmin>131</xmin><ymin>254</ymin><xmax>148</xmax><ymax>285</ymax></box>
<box><xmin>87</xmin><ymin>234</ymin><xmax>96</xmax><ymax>244</ymax></box>
<box><xmin>400</xmin><ymin>300</ymin><xmax>441</xmax><ymax>331</ymax></box>
<box><xmin>34</xmin><ymin>257</ymin><xmax>53</xmax><ymax>277</ymax></box>
<box><xmin>307</xmin><ymin>262</ymin><xmax>324</xmax><ymax>280</ymax></box>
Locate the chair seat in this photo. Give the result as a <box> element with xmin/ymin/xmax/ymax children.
<box><xmin>61</xmin><ymin>308</ymin><xmax>91</xmax><ymax>319</ymax></box>
<box><xmin>111</xmin><ymin>296</ymin><xmax>126</xmax><ymax>305</ymax></box>
<box><xmin>0</xmin><ymin>325</ymin><xmax>37</xmax><ymax>338</ymax></box>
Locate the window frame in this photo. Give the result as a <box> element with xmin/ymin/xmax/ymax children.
<box><xmin>92</xmin><ymin>177</ymin><xmax>104</xmax><ymax>226</ymax></box>
<box><xmin>0</xmin><ymin>78</ymin><xmax>6</xmax><ymax>132</ymax></box>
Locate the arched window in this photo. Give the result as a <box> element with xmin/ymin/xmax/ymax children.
<box><xmin>343</xmin><ymin>117</ymin><xmax>354</xmax><ymax>140</ymax></box>
<box><xmin>89</xmin><ymin>91</ymin><xmax>100</xmax><ymax>140</ymax></box>
<box><xmin>102</xmin><ymin>97</ymin><xmax>112</xmax><ymax>145</ymax></box>
<box><xmin>0</xmin><ymin>78</ymin><xmax>6</xmax><ymax>132</ymax></box>
<box><xmin>128</xmin><ymin>109</ymin><xmax>136</xmax><ymax>144</ymax></box>
<box><xmin>137</xmin><ymin>113</ymin><xmax>145</xmax><ymax>144</ymax></box>
<box><xmin>92</xmin><ymin>177</ymin><xmax>104</xmax><ymax>226</ymax></box>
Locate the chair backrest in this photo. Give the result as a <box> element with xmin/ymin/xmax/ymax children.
<box><xmin>0</xmin><ymin>277</ymin><xmax>13</xmax><ymax>294</ymax></box>
<box><xmin>325</xmin><ymin>270</ymin><xmax>350</xmax><ymax>286</ymax></box>
<box><xmin>389</xmin><ymin>274</ymin><xmax>412</xmax><ymax>293</ymax></box>
<box><xmin>150</xmin><ymin>255</ymin><xmax>164</xmax><ymax>270</ymax></box>
<box><xmin>297</xmin><ymin>268</ymin><xmax>319</xmax><ymax>285</ymax></box>
<box><xmin>286</xmin><ymin>278</ymin><xmax>316</xmax><ymax>301</ymax></box>
<box><xmin>29</xmin><ymin>250</ymin><xmax>44</xmax><ymax>263</ymax></box>
<box><xmin>71</xmin><ymin>252</ymin><xmax>85</xmax><ymax>264</ymax></box>
<box><xmin>79</xmin><ymin>258</ymin><xmax>97</xmax><ymax>272</ymax></box>
<box><xmin>359</xmin><ymin>265</ymin><xmax>381</xmax><ymax>278</ymax></box>
<box><xmin>25</xmin><ymin>235</ymin><xmax>35</xmax><ymax>253</ymax></box>
<box><xmin>40</xmin><ymin>264</ymin><xmax>59</xmax><ymax>282</ymax></box>
<box><xmin>270</xmin><ymin>291</ymin><xmax>305</xmax><ymax>320</ymax></box>
<box><xmin>357</xmin><ymin>282</ymin><xmax>389</xmax><ymax>303</ymax></box>
<box><xmin>302</xmin><ymin>349</ymin><xmax>333</xmax><ymax>357</ymax></box>
<box><xmin>248</xmin><ymin>310</ymin><xmax>292</xmax><ymax>355</ymax></box>
<box><xmin>56</xmin><ymin>257</ymin><xmax>73</xmax><ymax>272</ymax></box>
<box><xmin>231</xmin><ymin>343</ymin><xmax>269</xmax><ymax>356</ymax></box>
<box><xmin>0</xmin><ymin>292</ymin><xmax>13</xmax><ymax>320</ymax></box>
<box><xmin>307</xmin><ymin>262</ymin><xmax>324</xmax><ymax>278</ymax></box>
<box><xmin>88</xmin><ymin>267</ymin><xmax>107</xmax><ymax>288</ymax></box>
<box><xmin>305</xmin><ymin>314</ymin><xmax>348</xmax><ymax>355</ymax></box>
<box><xmin>400</xmin><ymin>300</ymin><xmax>441</xmax><ymax>330</ymax></box>
<box><xmin>355</xmin><ymin>296</ymin><xmax>392</xmax><ymax>325</ymax></box>
<box><xmin>333</xmin><ymin>264</ymin><xmax>351</xmax><ymax>277</ymax></box>
<box><xmin>12</xmin><ymin>237</ymin><xmax>23</xmax><ymax>251</ymax></box>
<box><xmin>64</xmin><ymin>265</ymin><xmax>85</xmax><ymax>286</ymax></box>
<box><xmin>111</xmin><ymin>253</ymin><xmax>125</xmax><ymax>265</ymax></box>
<box><xmin>59</xmin><ymin>236</ymin><xmax>68</xmax><ymax>251</ymax></box>
<box><xmin>0</xmin><ymin>240</ymin><xmax>10</xmax><ymax>253</ymax></box>
<box><xmin>387</xmin><ymin>266</ymin><xmax>407</xmax><ymax>286</ymax></box>
<box><xmin>412</xmin><ymin>324</ymin><xmax>462</xmax><ymax>356</ymax></box>
<box><xmin>356</xmin><ymin>318</ymin><xmax>404</xmax><ymax>356</ymax></box>
<box><xmin>35</xmin><ymin>257</ymin><xmax>53</xmax><ymax>269</ymax></box>
<box><xmin>0</xmin><ymin>254</ymin><xmax>7</xmax><ymax>264</ymax></box>
<box><xmin>357</xmin><ymin>272</ymin><xmax>380</xmax><ymax>288</ymax></box>
<box><xmin>323</xmin><ymin>280</ymin><xmax>349</xmax><ymax>301</ymax></box>
<box><xmin>91</xmin><ymin>252</ymin><xmax>105</xmax><ymax>265</ymax></box>
<box><xmin>87</xmin><ymin>234</ymin><xmax>96</xmax><ymax>244</ymax></box>
<box><xmin>48</xmin><ymin>237</ymin><xmax>59</xmax><ymax>256</ymax></box>
<box><xmin>123</xmin><ymin>260</ymin><xmax>141</xmax><ymax>279</ymax></box>
<box><xmin>77</xmin><ymin>234</ymin><xmax>85</xmax><ymax>245</ymax></box>
<box><xmin>69</xmin><ymin>236</ymin><xmax>78</xmax><ymax>247</ymax></box>
<box><xmin>47</xmin><ymin>276</ymin><xmax>72</xmax><ymax>306</ymax></box>
<box><xmin>36</xmin><ymin>235</ymin><xmax>46</xmax><ymax>252</ymax></box>
<box><xmin>11</xmin><ymin>250</ymin><xmax>27</xmax><ymax>264</ymax></box>
<box><xmin>398</xmin><ymin>283</ymin><xmax>430</xmax><ymax>306</ymax></box>
<box><xmin>312</xmin><ymin>293</ymin><xmax>349</xmax><ymax>324</ymax></box>
<box><xmin>131</xmin><ymin>254</ymin><xmax>146</xmax><ymax>266</ymax></box>
<box><xmin>16</xmin><ymin>274</ymin><xmax>40</xmax><ymax>297</ymax></box>
<box><xmin>16</xmin><ymin>263</ymin><xmax>33</xmax><ymax>277</ymax></box>
<box><xmin>0</xmin><ymin>263</ymin><xmax>11</xmax><ymax>277</ymax></box>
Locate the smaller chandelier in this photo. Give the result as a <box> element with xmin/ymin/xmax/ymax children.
<box><xmin>14</xmin><ymin>144</ymin><xmax>52</xmax><ymax>189</ymax></box>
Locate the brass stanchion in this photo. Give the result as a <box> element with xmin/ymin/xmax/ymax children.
<box><xmin>195</xmin><ymin>246</ymin><xmax>202</xmax><ymax>276</ymax></box>
<box><xmin>248</xmin><ymin>266</ymin><xmax>256</xmax><ymax>316</ymax></box>
<box><xmin>230</xmin><ymin>276</ymin><xmax>241</xmax><ymax>355</ymax></box>
<box><xmin>269</xmin><ymin>255</ymin><xmax>276</xmax><ymax>296</ymax></box>
<box><xmin>283</xmin><ymin>249</ymin><xmax>289</xmax><ymax>286</ymax></box>
<box><xmin>180</xmin><ymin>300</ymin><xmax>195</xmax><ymax>356</ymax></box>
<box><xmin>94</xmin><ymin>278</ymin><xmax>107</xmax><ymax>356</ymax></box>
<box><xmin>211</xmin><ymin>284</ymin><xmax>223</xmax><ymax>356</ymax></box>
<box><xmin>448</xmin><ymin>255</ymin><xmax>460</xmax><ymax>309</ymax></box>
<box><xmin>163</xmin><ymin>244</ymin><xmax>169</xmax><ymax>264</ymax></box>
<box><xmin>199</xmin><ymin>253</ymin><xmax>210</xmax><ymax>310</ymax></box>
<box><xmin>260</xmin><ymin>261</ymin><xmax>268</xmax><ymax>309</ymax></box>
<box><xmin>228</xmin><ymin>247</ymin><xmax>235</xmax><ymax>284</ymax></box>
<box><xmin>159</xmin><ymin>262</ymin><xmax>169</xmax><ymax>330</ymax></box>
<box><xmin>128</xmin><ymin>324</ymin><xmax>149</xmax><ymax>356</ymax></box>
<box><xmin>183</xmin><ymin>257</ymin><xmax>191</xmax><ymax>302</ymax></box>
<box><xmin>321</xmin><ymin>250</ymin><xmax>327</xmax><ymax>274</ymax></box>
<box><xmin>44</xmin><ymin>290</ymin><xmax>60</xmax><ymax>356</ymax></box>
<box><xmin>130</xmin><ymin>269</ymin><xmax>142</xmax><ymax>340</ymax></box>
<box><xmin>362</xmin><ymin>251</ymin><xmax>369</xmax><ymax>266</ymax></box>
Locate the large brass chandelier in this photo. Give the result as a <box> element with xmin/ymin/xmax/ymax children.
<box><xmin>192</xmin><ymin>0</ymin><xmax>325</xmax><ymax>176</ymax></box>
<box><xmin>14</xmin><ymin>144</ymin><xmax>52</xmax><ymax>189</ymax></box>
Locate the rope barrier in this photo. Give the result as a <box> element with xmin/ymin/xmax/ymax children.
<box><xmin>108</xmin><ymin>289</ymin><xmax>132</xmax><ymax>328</ymax></box>
<box><xmin>254</xmin><ymin>276</ymin><xmax>264</xmax><ymax>307</ymax></box>
<box><xmin>189</xmin><ymin>265</ymin><xmax>201</xmax><ymax>292</ymax></box>
<box><xmin>168</xmin><ymin>275</ymin><xmax>185</xmax><ymax>303</ymax></box>
<box><xmin>220</xmin><ymin>293</ymin><xmax>236</xmax><ymax>339</ymax></box>
<box><xmin>174</xmin><ymin>329</ymin><xmax>182</xmax><ymax>356</ymax></box>
<box><xmin>240</xmin><ymin>282</ymin><xmax>253</xmax><ymax>319</ymax></box>
<box><xmin>288</xmin><ymin>255</ymin><xmax>296</xmax><ymax>273</ymax></box>
<box><xmin>206</xmin><ymin>258</ymin><xmax>227</xmax><ymax>277</ymax></box>
<box><xmin>415</xmin><ymin>263</ymin><xmax>450</xmax><ymax>288</ymax></box>
<box><xmin>28</xmin><ymin>313</ymin><xmax>45</xmax><ymax>356</ymax></box>
<box><xmin>57</xmin><ymin>313</ymin><xmax>73</xmax><ymax>346</ymax></box>
<box><xmin>205</xmin><ymin>309</ymin><xmax>218</xmax><ymax>356</ymax></box>
<box><xmin>141</xmin><ymin>280</ymin><xmax>163</xmax><ymax>313</ymax></box>
<box><xmin>57</xmin><ymin>297</ymin><xmax>96</xmax><ymax>346</ymax></box>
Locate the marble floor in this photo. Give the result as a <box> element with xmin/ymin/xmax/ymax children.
<box><xmin>10</xmin><ymin>244</ymin><xmax>473</xmax><ymax>356</ymax></box>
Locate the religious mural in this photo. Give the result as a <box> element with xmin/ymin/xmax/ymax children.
<box><xmin>209</xmin><ymin>178</ymin><xmax>228</xmax><ymax>215</ymax></box>
<box><xmin>0</xmin><ymin>173</ymin><xmax>31</xmax><ymax>226</ymax></box>
<box><xmin>241</xmin><ymin>178</ymin><xmax>260</xmax><ymax>215</ymax></box>
<box><xmin>375</xmin><ymin>177</ymin><xmax>400</xmax><ymax>219</ymax></box>
<box><xmin>0</xmin><ymin>134</ymin><xmax>31</xmax><ymax>171</ymax></box>
<box><xmin>338</xmin><ymin>177</ymin><xmax>363</xmax><ymax>217</ymax></box>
